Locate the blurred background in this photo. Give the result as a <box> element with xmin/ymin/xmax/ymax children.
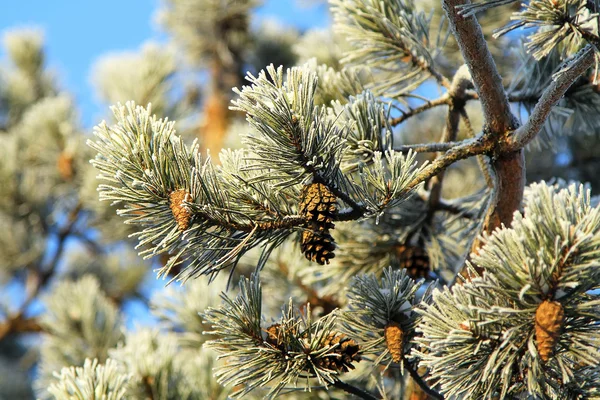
<box><xmin>2</xmin><ymin>1</ymin><xmax>600</xmax><ymax>399</ymax></box>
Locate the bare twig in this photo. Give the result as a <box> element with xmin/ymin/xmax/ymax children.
<box><xmin>460</xmin><ymin>108</ymin><xmax>495</xmax><ymax>188</ymax></box>
<box><xmin>404</xmin><ymin>134</ymin><xmax>494</xmax><ymax>194</ymax></box>
<box><xmin>390</xmin><ymin>95</ymin><xmax>451</xmax><ymax>126</ymax></box>
<box><xmin>393</xmin><ymin>142</ymin><xmax>458</xmax><ymax>153</ymax></box>
<box><xmin>427</xmin><ymin>65</ymin><xmax>473</xmax><ymax>220</ymax></box>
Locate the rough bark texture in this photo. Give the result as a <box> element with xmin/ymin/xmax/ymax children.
<box><xmin>442</xmin><ymin>0</ymin><xmax>518</xmax><ymax>134</ymax></box>
<box><xmin>443</xmin><ymin>1</ymin><xmax>524</xmax><ymax>276</ymax></box>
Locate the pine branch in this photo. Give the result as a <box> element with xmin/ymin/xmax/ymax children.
<box><xmin>442</xmin><ymin>0</ymin><xmax>517</xmax><ymax>135</ymax></box>
<box><xmin>331</xmin><ymin>0</ymin><xmax>450</xmax><ymax>96</ymax></box>
<box><xmin>443</xmin><ymin>0</ymin><xmax>525</xmax><ymax>268</ymax></box>
<box><xmin>0</xmin><ymin>203</ymin><xmax>81</xmax><ymax>342</ymax></box>
<box><xmin>507</xmin><ymin>45</ymin><xmax>597</xmax><ymax>150</ymax></box>
<box><xmin>393</xmin><ymin>142</ymin><xmax>459</xmax><ymax>153</ymax></box>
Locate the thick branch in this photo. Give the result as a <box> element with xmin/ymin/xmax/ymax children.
<box><xmin>0</xmin><ymin>316</ymin><xmax>43</xmax><ymax>339</ymax></box>
<box><xmin>505</xmin><ymin>46</ymin><xmax>596</xmax><ymax>151</ymax></box>
<box><xmin>442</xmin><ymin>0</ymin><xmax>518</xmax><ymax>134</ymax></box>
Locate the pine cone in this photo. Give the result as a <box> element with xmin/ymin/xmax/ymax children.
<box><xmin>299</xmin><ymin>183</ymin><xmax>337</xmax><ymax>229</ymax></box>
<box><xmin>169</xmin><ymin>189</ymin><xmax>192</xmax><ymax>231</ymax></box>
<box><xmin>299</xmin><ymin>183</ymin><xmax>338</xmax><ymax>265</ymax></box>
<box><xmin>265</xmin><ymin>324</ymin><xmax>284</xmax><ymax>348</ymax></box>
<box><xmin>314</xmin><ymin>333</ymin><xmax>360</xmax><ymax>373</ymax></box>
<box><xmin>535</xmin><ymin>300</ymin><xmax>564</xmax><ymax>362</ymax></box>
<box><xmin>301</xmin><ymin>229</ymin><xmax>336</xmax><ymax>265</ymax></box>
<box><xmin>395</xmin><ymin>244</ymin><xmax>430</xmax><ymax>279</ymax></box>
<box><xmin>384</xmin><ymin>322</ymin><xmax>404</xmax><ymax>363</ymax></box>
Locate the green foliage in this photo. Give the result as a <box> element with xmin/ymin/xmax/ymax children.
<box><xmin>203</xmin><ymin>274</ymin><xmax>360</xmax><ymax>399</ymax></box>
<box><xmin>109</xmin><ymin>329</ymin><xmax>194</xmax><ymax>399</ymax></box>
<box><xmin>92</xmin><ymin>42</ymin><xmax>178</xmax><ymax>117</ymax></box>
<box><xmin>340</xmin><ymin>268</ymin><xmax>433</xmax><ymax>367</ymax></box>
<box><xmin>331</xmin><ymin>0</ymin><xmax>440</xmax><ymax>96</ymax></box>
<box><xmin>496</xmin><ymin>0</ymin><xmax>598</xmax><ymax>59</ymax></box>
<box><xmin>7</xmin><ymin>0</ymin><xmax>600</xmax><ymax>399</ymax></box>
<box><xmin>47</xmin><ymin>358</ymin><xmax>130</xmax><ymax>400</ymax></box>
<box><xmin>37</xmin><ymin>276</ymin><xmax>123</xmax><ymax>397</ymax></box>
<box><xmin>416</xmin><ymin>182</ymin><xmax>600</xmax><ymax>398</ymax></box>
<box><xmin>158</xmin><ymin>0</ymin><xmax>258</xmax><ymax>65</ymax></box>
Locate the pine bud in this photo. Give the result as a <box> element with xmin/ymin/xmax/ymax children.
<box><xmin>169</xmin><ymin>189</ymin><xmax>192</xmax><ymax>231</ymax></box>
<box><xmin>384</xmin><ymin>321</ymin><xmax>404</xmax><ymax>363</ymax></box>
<box><xmin>57</xmin><ymin>151</ymin><xmax>75</xmax><ymax>181</ymax></box>
<box><xmin>535</xmin><ymin>300</ymin><xmax>564</xmax><ymax>362</ymax></box>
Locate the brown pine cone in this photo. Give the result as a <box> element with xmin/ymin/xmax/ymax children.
<box><xmin>313</xmin><ymin>333</ymin><xmax>361</xmax><ymax>373</ymax></box>
<box><xmin>395</xmin><ymin>244</ymin><xmax>430</xmax><ymax>279</ymax></box>
<box><xmin>299</xmin><ymin>183</ymin><xmax>338</xmax><ymax>264</ymax></box>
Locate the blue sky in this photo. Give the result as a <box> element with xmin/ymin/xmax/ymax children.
<box><xmin>0</xmin><ymin>0</ymin><xmax>329</xmax><ymax>127</ymax></box>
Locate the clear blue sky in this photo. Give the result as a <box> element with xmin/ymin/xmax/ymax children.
<box><xmin>0</xmin><ymin>0</ymin><xmax>329</xmax><ymax>127</ymax></box>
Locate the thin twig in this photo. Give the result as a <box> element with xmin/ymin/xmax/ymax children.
<box><xmin>332</xmin><ymin>378</ymin><xmax>381</xmax><ymax>400</ymax></box>
<box><xmin>390</xmin><ymin>95</ymin><xmax>451</xmax><ymax>126</ymax></box>
<box><xmin>459</xmin><ymin>108</ymin><xmax>495</xmax><ymax>188</ymax></box>
<box><xmin>403</xmin><ymin>134</ymin><xmax>494</xmax><ymax>194</ymax></box>
<box><xmin>0</xmin><ymin>203</ymin><xmax>82</xmax><ymax>342</ymax></box>
<box><xmin>506</xmin><ymin>46</ymin><xmax>596</xmax><ymax>151</ymax></box>
<box><xmin>426</xmin><ymin>65</ymin><xmax>471</xmax><ymax>221</ymax></box>
<box><xmin>393</xmin><ymin>142</ymin><xmax>458</xmax><ymax>153</ymax></box>
<box><xmin>404</xmin><ymin>362</ymin><xmax>444</xmax><ymax>400</ymax></box>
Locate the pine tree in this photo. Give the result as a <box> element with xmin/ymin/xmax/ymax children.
<box><xmin>3</xmin><ymin>1</ymin><xmax>600</xmax><ymax>399</ymax></box>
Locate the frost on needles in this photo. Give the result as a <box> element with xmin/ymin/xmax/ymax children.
<box><xmin>88</xmin><ymin>64</ymin><xmax>423</xmax><ymax>282</ymax></box>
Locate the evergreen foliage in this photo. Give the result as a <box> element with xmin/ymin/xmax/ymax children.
<box><xmin>4</xmin><ymin>0</ymin><xmax>600</xmax><ymax>399</ymax></box>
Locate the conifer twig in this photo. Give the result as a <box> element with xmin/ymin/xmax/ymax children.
<box><xmin>332</xmin><ymin>378</ymin><xmax>381</xmax><ymax>400</ymax></box>
<box><xmin>0</xmin><ymin>203</ymin><xmax>81</xmax><ymax>342</ymax></box>
<box><xmin>507</xmin><ymin>46</ymin><xmax>596</xmax><ymax>151</ymax></box>
<box><xmin>427</xmin><ymin>65</ymin><xmax>473</xmax><ymax>220</ymax></box>
<box><xmin>393</xmin><ymin>142</ymin><xmax>458</xmax><ymax>153</ymax></box>
<box><xmin>389</xmin><ymin>95</ymin><xmax>451</xmax><ymax>126</ymax></box>
<box><xmin>404</xmin><ymin>362</ymin><xmax>444</xmax><ymax>400</ymax></box>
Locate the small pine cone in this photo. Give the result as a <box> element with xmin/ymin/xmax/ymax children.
<box><xmin>57</xmin><ymin>151</ymin><xmax>75</xmax><ymax>181</ymax></box>
<box><xmin>169</xmin><ymin>189</ymin><xmax>192</xmax><ymax>231</ymax></box>
<box><xmin>301</xmin><ymin>229</ymin><xmax>336</xmax><ymax>265</ymax></box>
<box><xmin>395</xmin><ymin>244</ymin><xmax>430</xmax><ymax>279</ymax></box>
<box><xmin>299</xmin><ymin>183</ymin><xmax>337</xmax><ymax>229</ymax></box>
<box><xmin>265</xmin><ymin>324</ymin><xmax>284</xmax><ymax>348</ymax></box>
<box><xmin>384</xmin><ymin>322</ymin><xmax>404</xmax><ymax>363</ymax></box>
<box><xmin>535</xmin><ymin>300</ymin><xmax>565</xmax><ymax>362</ymax></box>
<box><xmin>314</xmin><ymin>333</ymin><xmax>361</xmax><ymax>373</ymax></box>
